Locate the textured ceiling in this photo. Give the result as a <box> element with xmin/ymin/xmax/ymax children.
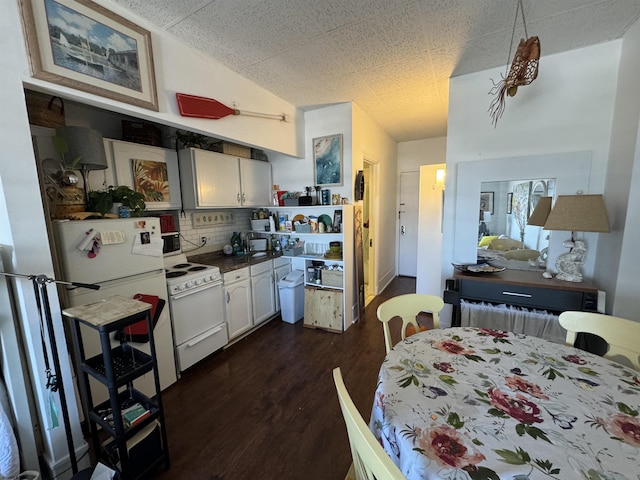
<box><xmin>113</xmin><ymin>0</ymin><xmax>640</xmax><ymax>142</ymax></box>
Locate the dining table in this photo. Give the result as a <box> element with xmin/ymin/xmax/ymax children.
<box><xmin>369</xmin><ymin>326</ymin><xmax>640</xmax><ymax>480</ymax></box>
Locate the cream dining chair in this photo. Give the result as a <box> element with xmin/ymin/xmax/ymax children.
<box><xmin>377</xmin><ymin>294</ymin><xmax>445</xmax><ymax>354</ymax></box>
<box><xmin>333</xmin><ymin>368</ymin><xmax>405</xmax><ymax>480</ymax></box>
<box><xmin>558</xmin><ymin>311</ymin><xmax>640</xmax><ymax>371</ymax></box>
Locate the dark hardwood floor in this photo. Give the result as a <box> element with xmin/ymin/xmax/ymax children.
<box><xmin>155</xmin><ymin>276</ymin><xmax>416</xmax><ymax>480</ymax></box>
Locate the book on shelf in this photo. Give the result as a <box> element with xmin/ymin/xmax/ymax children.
<box><xmin>122</xmin><ymin>403</ymin><xmax>150</xmax><ymax>427</ymax></box>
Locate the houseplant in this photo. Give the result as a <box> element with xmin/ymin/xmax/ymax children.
<box><xmin>87</xmin><ymin>186</ymin><xmax>146</xmax><ymax>217</ymax></box>
<box><xmin>110</xmin><ymin>185</ymin><xmax>146</xmax><ymax>216</ymax></box>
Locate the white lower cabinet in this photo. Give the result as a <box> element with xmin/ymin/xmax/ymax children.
<box><xmin>223</xmin><ymin>267</ymin><xmax>253</xmax><ymax>340</ymax></box>
<box><xmin>251</xmin><ymin>260</ymin><xmax>276</xmax><ymax>325</ymax></box>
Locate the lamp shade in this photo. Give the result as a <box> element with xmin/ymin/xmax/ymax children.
<box><xmin>543</xmin><ymin>194</ymin><xmax>610</xmax><ymax>233</ymax></box>
<box><xmin>56</xmin><ymin>126</ymin><xmax>107</xmax><ymax>171</ymax></box>
<box><xmin>527</xmin><ymin>196</ymin><xmax>552</xmax><ymax>226</ymax></box>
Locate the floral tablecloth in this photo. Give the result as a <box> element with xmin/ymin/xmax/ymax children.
<box><xmin>370</xmin><ymin>327</ymin><xmax>640</xmax><ymax>480</ymax></box>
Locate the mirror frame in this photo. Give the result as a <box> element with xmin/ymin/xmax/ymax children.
<box><xmin>453</xmin><ymin>151</ymin><xmax>594</xmax><ymax>275</ymax></box>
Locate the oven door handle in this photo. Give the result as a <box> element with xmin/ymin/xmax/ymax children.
<box><xmin>171</xmin><ymin>282</ymin><xmax>221</xmax><ymax>300</ymax></box>
<box><xmin>186</xmin><ymin>325</ymin><xmax>223</xmax><ymax>348</ymax></box>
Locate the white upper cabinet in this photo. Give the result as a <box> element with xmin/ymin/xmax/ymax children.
<box><xmin>106</xmin><ymin>139</ymin><xmax>181</xmax><ymax>210</ymax></box>
<box><xmin>240</xmin><ymin>158</ymin><xmax>272</xmax><ymax>206</ymax></box>
<box><xmin>178</xmin><ymin>148</ymin><xmax>272</xmax><ymax>209</ymax></box>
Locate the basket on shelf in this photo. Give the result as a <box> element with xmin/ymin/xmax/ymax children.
<box><xmin>122</xmin><ymin>120</ymin><xmax>162</xmax><ymax>146</ymax></box>
<box><xmin>26</xmin><ymin>90</ymin><xmax>65</xmax><ymax>128</ymax></box>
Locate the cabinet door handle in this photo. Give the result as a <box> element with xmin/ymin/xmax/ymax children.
<box><xmin>237</xmin><ymin>193</ymin><xmax>241</xmax><ymax>203</ymax></box>
<box><xmin>242</xmin><ymin>193</ymin><xmax>246</xmax><ymax>203</ymax></box>
<box><xmin>226</xmin><ymin>291</ymin><xmax>231</xmax><ymax>303</ymax></box>
<box><xmin>401</xmin><ymin>225</ymin><xmax>406</xmax><ymax>235</ymax></box>
<box><xmin>502</xmin><ymin>291</ymin><xmax>532</xmax><ymax>298</ymax></box>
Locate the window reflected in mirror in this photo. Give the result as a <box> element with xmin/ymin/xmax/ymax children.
<box><xmin>478</xmin><ymin>179</ymin><xmax>555</xmax><ymax>269</ymax></box>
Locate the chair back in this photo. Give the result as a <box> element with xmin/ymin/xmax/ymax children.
<box><xmin>559</xmin><ymin>311</ymin><xmax>640</xmax><ymax>370</ymax></box>
<box><xmin>376</xmin><ymin>294</ymin><xmax>444</xmax><ymax>353</ymax></box>
<box><xmin>333</xmin><ymin>368</ymin><xmax>405</xmax><ymax>480</ymax></box>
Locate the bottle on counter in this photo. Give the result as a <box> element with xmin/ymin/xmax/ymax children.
<box><xmin>231</xmin><ymin>232</ymin><xmax>241</xmax><ymax>255</ymax></box>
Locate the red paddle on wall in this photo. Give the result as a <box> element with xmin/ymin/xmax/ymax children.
<box><xmin>176</xmin><ymin>93</ymin><xmax>286</xmax><ymax>122</ymax></box>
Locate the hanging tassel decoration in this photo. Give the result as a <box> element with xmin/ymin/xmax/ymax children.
<box><xmin>488</xmin><ymin>0</ymin><xmax>541</xmax><ymax>127</ymax></box>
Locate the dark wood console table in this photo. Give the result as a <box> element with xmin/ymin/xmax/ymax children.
<box><xmin>444</xmin><ymin>270</ymin><xmax>600</xmax><ymax>327</ymax></box>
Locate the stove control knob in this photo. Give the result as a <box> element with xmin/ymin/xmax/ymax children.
<box><xmin>202</xmin><ymin>275</ymin><xmax>210</xmax><ymax>283</ymax></box>
<box><xmin>186</xmin><ymin>281</ymin><xmax>194</xmax><ymax>288</ymax></box>
<box><xmin>176</xmin><ymin>284</ymin><xmax>185</xmax><ymax>292</ymax></box>
<box><xmin>195</xmin><ymin>278</ymin><xmax>203</xmax><ymax>286</ymax></box>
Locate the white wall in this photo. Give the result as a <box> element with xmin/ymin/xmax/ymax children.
<box><xmin>398</xmin><ymin>138</ymin><xmax>446</xmax><ymax>293</ymax></box>
<box><xmin>352</xmin><ymin>103</ymin><xmax>397</xmax><ymax>293</ymax></box>
<box><xmin>444</xmin><ymin>41</ymin><xmax>622</xmax><ymax>320</ymax></box>
<box><xmin>398</xmin><ymin>137</ymin><xmax>447</xmax><ymax>172</ymax></box>
<box><xmin>270</xmin><ymin>102</ymin><xmax>398</xmax><ymax>298</ymax></box>
<box><xmin>270</xmin><ymin>103</ymin><xmax>353</xmax><ymax>201</ymax></box>
<box><xmin>606</xmin><ymin>18</ymin><xmax>640</xmax><ymax>318</ymax></box>
<box><xmin>416</xmin><ymin>164</ymin><xmax>446</xmax><ymax>298</ymax></box>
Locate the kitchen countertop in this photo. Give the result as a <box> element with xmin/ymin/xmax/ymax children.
<box><xmin>187</xmin><ymin>250</ymin><xmax>284</xmax><ymax>274</ymax></box>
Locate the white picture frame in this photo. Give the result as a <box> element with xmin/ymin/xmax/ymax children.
<box><xmin>108</xmin><ymin>140</ymin><xmax>181</xmax><ymax>211</ymax></box>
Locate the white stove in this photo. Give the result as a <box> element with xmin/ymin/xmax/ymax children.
<box><xmin>163</xmin><ymin>253</ymin><xmax>227</xmax><ymax>372</ymax></box>
<box><xmin>164</xmin><ymin>254</ymin><xmax>221</xmax><ymax>295</ymax></box>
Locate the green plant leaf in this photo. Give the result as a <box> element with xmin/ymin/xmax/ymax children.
<box><xmin>439</xmin><ymin>374</ymin><xmax>457</xmax><ymax>386</ymax></box>
<box><xmin>525</xmin><ymin>425</ymin><xmax>551</xmax><ymax>443</ymax></box>
<box><xmin>617</xmin><ymin>402</ymin><xmax>639</xmax><ymax>416</ymax></box>
<box><xmin>463</xmin><ymin>465</ymin><xmax>500</xmax><ymax>480</ymax></box>
<box><xmin>494</xmin><ymin>448</ymin><xmax>527</xmax><ymax>465</ymax></box>
<box><xmin>446</xmin><ymin>412</ymin><xmax>464</xmax><ymax>429</ymax></box>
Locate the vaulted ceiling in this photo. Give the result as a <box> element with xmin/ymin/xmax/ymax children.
<box><xmin>114</xmin><ymin>0</ymin><xmax>640</xmax><ymax>141</ymax></box>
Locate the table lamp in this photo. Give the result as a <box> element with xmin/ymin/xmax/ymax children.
<box><xmin>528</xmin><ymin>194</ymin><xmax>609</xmax><ymax>282</ymax></box>
<box><xmin>527</xmin><ymin>196</ymin><xmax>552</xmax><ymax>226</ymax></box>
<box><xmin>56</xmin><ymin>127</ymin><xmax>108</xmax><ymax>207</ymax></box>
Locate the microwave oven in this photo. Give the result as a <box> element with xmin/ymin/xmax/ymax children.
<box><xmin>162</xmin><ymin>232</ymin><xmax>181</xmax><ymax>256</ymax></box>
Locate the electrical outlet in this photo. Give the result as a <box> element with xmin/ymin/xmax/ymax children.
<box><xmin>201</xmin><ymin>236</ymin><xmax>207</xmax><ymax>244</ymax></box>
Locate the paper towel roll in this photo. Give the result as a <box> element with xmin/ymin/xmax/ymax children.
<box><xmin>77</xmin><ymin>228</ymin><xmax>98</xmax><ymax>251</ymax></box>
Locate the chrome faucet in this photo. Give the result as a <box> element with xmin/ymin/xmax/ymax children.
<box><xmin>240</xmin><ymin>231</ymin><xmax>255</xmax><ymax>254</ymax></box>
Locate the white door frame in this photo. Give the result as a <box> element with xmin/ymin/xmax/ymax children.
<box><xmin>363</xmin><ymin>157</ymin><xmax>378</xmax><ymax>302</ymax></box>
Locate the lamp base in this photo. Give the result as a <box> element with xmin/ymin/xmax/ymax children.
<box><xmin>554</xmin><ymin>239</ymin><xmax>587</xmax><ymax>283</ymax></box>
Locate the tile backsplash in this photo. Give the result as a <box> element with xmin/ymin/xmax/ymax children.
<box><xmin>179</xmin><ymin>209</ymin><xmax>251</xmax><ymax>255</ymax></box>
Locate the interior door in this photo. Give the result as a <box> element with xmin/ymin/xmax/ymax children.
<box><xmin>398</xmin><ymin>172</ymin><xmax>419</xmax><ymax>277</ymax></box>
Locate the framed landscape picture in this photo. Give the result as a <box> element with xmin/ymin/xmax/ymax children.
<box><xmin>20</xmin><ymin>0</ymin><xmax>158</xmax><ymax>110</ymax></box>
<box><xmin>313</xmin><ymin>134</ymin><xmax>343</xmax><ymax>186</ymax></box>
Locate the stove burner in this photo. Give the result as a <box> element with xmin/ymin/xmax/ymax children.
<box><xmin>188</xmin><ymin>266</ymin><xmax>208</xmax><ymax>272</ymax></box>
<box><xmin>166</xmin><ymin>271</ymin><xmax>187</xmax><ymax>278</ymax></box>
<box><xmin>172</xmin><ymin>263</ymin><xmax>191</xmax><ymax>269</ymax></box>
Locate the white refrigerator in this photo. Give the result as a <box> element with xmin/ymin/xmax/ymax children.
<box><xmin>53</xmin><ymin>218</ymin><xmax>177</xmax><ymax>406</ymax></box>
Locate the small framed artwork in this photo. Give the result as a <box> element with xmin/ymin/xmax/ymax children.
<box><xmin>313</xmin><ymin>134</ymin><xmax>343</xmax><ymax>186</ymax></box>
<box><xmin>333</xmin><ymin>209</ymin><xmax>343</xmax><ymax>231</ymax></box>
<box><xmin>507</xmin><ymin>192</ymin><xmax>513</xmax><ymax>214</ymax></box>
<box><xmin>132</xmin><ymin>159</ymin><xmax>170</xmax><ymax>203</ymax></box>
<box><xmin>19</xmin><ymin>0</ymin><xmax>158</xmax><ymax>110</ymax></box>
<box><xmin>112</xmin><ymin>140</ymin><xmax>181</xmax><ymax>210</ymax></box>
<box><xmin>480</xmin><ymin>191</ymin><xmax>494</xmax><ymax>214</ymax></box>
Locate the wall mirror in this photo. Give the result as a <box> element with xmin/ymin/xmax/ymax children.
<box><xmin>478</xmin><ymin>179</ymin><xmax>555</xmax><ymax>265</ymax></box>
<box><xmin>452</xmin><ymin>151</ymin><xmax>593</xmax><ymax>274</ymax></box>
